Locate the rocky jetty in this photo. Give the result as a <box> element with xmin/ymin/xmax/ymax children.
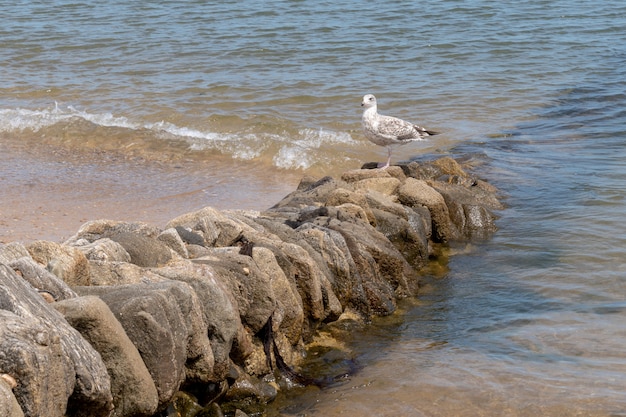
<box><xmin>0</xmin><ymin>158</ymin><xmax>502</xmax><ymax>417</ymax></box>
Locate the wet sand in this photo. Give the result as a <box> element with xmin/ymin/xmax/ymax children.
<box><xmin>0</xmin><ymin>139</ymin><xmax>302</xmax><ymax>243</ymax></box>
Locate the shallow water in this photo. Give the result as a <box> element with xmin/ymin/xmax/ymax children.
<box><xmin>2</xmin><ymin>1</ymin><xmax>626</xmax><ymax>414</ymax></box>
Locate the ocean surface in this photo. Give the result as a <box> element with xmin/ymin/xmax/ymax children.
<box><xmin>2</xmin><ymin>0</ymin><xmax>626</xmax><ymax>415</ymax></box>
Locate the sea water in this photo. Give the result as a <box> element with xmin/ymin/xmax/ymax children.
<box><xmin>2</xmin><ymin>0</ymin><xmax>626</xmax><ymax>414</ymax></box>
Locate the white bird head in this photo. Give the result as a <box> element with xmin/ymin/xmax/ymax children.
<box><xmin>361</xmin><ymin>94</ymin><xmax>377</xmax><ymax>109</ymax></box>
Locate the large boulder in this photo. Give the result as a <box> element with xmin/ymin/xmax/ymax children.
<box><xmin>75</xmin><ymin>279</ymin><xmax>213</xmax><ymax>406</ymax></box>
<box><xmin>0</xmin><ymin>264</ymin><xmax>113</xmax><ymax>417</ymax></box>
<box><xmin>54</xmin><ymin>296</ymin><xmax>159</xmax><ymax>417</ymax></box>
<box><xmin>153</xmin><ymin>262</ymin><xmax>242</xmax><ymax>380</ymax></box>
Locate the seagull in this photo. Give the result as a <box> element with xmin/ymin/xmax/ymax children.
<box><xmin>361</xmin><ymin>94</ymin><xmax>439</xmax><ymax>168</ymax></box>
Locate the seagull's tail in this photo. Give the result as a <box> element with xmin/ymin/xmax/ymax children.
<box><xmin>415</xmin><ymin>125</ymin><xmax>440</xmax><ymax>136</ymax></box>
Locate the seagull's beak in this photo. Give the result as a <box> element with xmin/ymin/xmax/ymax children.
<box><xmin>361</xmin><ymin>102</ymin><xmax>364</xmax><ymax>107</ymax></box>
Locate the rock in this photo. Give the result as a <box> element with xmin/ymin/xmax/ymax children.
<box><xmin>193</xmin><ymin>249</ymin><xmax>275</xmax><ymax>335</ymax></box>
<box><xmin>54</xmin><ymin>296</ymin><xmax>159</xmax><ymax>417</ymax></box>
<box><xmin>221</xmin><ymin>365</ymin><xmax>277</xmax><ymax>416</ymax></box>
<box><xmin>158</xmin><ymin>228</ymin><xmax>189</xmax><ymax>258</ymax></box>
<box><xmin>433</xmin><ymin>181</ymin><xmax>500</xmax><ymax>239</ymax></box>
<box><xmin>75</xmin><ymin>279</ymin><xmax>213</xmax><ymax>405</ymax></box>
<box><xmin>74</xmin><ymin>238</ymin><xmax>131</xmax><ymax>263</ymax></box>
<box><xmin>163</xmin><ymin>391</ymin><xmax>203</xmax><ymax>417</ymax></box>
<box><xmin>9</xmin><ymin>257</ymin><xmax>77</xmax><ymax>301</ymax></box>
<box><xmin>0</xmin><ymin>264</ymin><xmax>113</xmax><ymax>417</ymax></box>
<box><xmin>296</xmin><ymin>223</ymin><xmax>369</xmax><ymax>315</ymax></box>
<box><xmin>64</xmin><ymin>220</ymin><xmax>161</xmax><ymax>245</ymax></box>
<box><xmin>166</xmin><ymin>206</ymin><xmax>246</xmax><ymax>247</ymax></box>
<box><xmin>88</xmin><ymin>261</ymin><xmax>168</xmax><ymax>286</ymax></box>
<box><xmin>195</xmin><ymin>402</ymin><xmax>225</xmax><ymax>417</ymax></box>
<box><xmin>352</xmin><ymin>177</ymin><xmax>402</xmax><ymax>196</ymax></box>
<box><xmin>396</xmin><ymin>177</ymin><xmax>453</xmax><ymax>243</ymax></box>
<box><xmin>271</xmin><ymin>176</ymin><xmax>350</xmax><ymax>209</ymax></box>
<box><xmin>370</xmin><ymin>208</ymin><xmax>429</xmax><ymax>269</ymax></box>
<box><xmin>250</xmin><ymin>247</ymin><xmax>303</xmax><ymax>344</ymax></box>
<box><xmin>324</xmin><ymin>188</ymin><xmax>375</xmax><ymax>225</ymax></box>
<box><xmin>26</xmin><ymin>241</ymin><xmax>91</xmax><ymax>286</ymax></box>
<box><xmin>0</xmin><ymin>375</ymin><xmax>24</xmax><ymax>417</ymax></box>
<box><xmin>153</xmin><ymin>262</ymin><xmax>242</xmax><ymax>380</ymax></box>
<box><xmin>0</xmin><ymin>242</ymin><xmax>30</xmax><ymax>265</ymax></box>
<box><xmin>107</xmin><ymin>232</ymin><xmax>175</xmax><ymax>267</ymax></box>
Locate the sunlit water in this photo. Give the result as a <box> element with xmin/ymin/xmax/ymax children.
<box><xmin>2</xmin><ymin>1</ymin><xmax>626</xmax><ymax>414</ymax></box>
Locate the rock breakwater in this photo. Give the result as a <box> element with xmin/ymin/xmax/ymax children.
<box><xmin>0</xmin><ymin>157</ymin><xmax>502</xmax><ymax>417</ymax></box>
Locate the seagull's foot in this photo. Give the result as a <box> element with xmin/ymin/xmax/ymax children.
<box><xmin>376</xmin><ymin>161</ymin><xmax>390</xmax><ymax>169</ymax></box>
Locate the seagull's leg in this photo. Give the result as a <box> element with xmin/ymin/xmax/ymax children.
<box><xmin>382</xmin><ymin>146</ymin><xmax>392</xmax><ymax>169</ymax></box>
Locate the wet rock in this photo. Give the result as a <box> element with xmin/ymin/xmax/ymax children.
<box><xmin>0</xmin><ymin>264</ymin><xmax>113</xmax><ymax>417</ymax></box>
<box><xmin>194</xmin><ymin>402</ymin><xmax>225</xmax><ymax>417</ymax></box>
<box><xmin>54</xmin><ymin>296</ymin><xmax>159</xmax><ymax>417</ymax></box>
<box><xmin>26</xmin><ymin>240</ymin><xmax>91</xmax><ymax>286</ymax></box>
<box><xmin>433</xmin><ymin>183</ymin><xmax>502</xmax><ymax>239</ymax></box>
<box><xmin>221</xmin><ymin>365</ymin><xmax>277</xmax><ymax>416</ymax></box>
<box><xmin>163</xmin><ymin>391</ymin><xmax>203</xmax><ymax>417</ymax></box>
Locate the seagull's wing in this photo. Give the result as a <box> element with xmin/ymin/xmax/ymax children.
<box><xmin>377</xmin><ymin>114</ymin><xmax>419</xmax><ymax>140</ymax></box>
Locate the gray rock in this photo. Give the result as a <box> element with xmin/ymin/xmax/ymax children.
<box><xmin>153</xmin><ymin>262</ymin><xmax>241</xmax><ymax>380</ymax></box>
<box><xmin>431</xmin><ymin>181</ymin><xmax>501</xmax><ymax>239</ymax></box>
<box><xmin>107</xmin><ymin>232</ymin><xmax>175</xmax><ymax>267</ymax></box>
<box><xmin>271</xmin><ymin>176</ymin><xmax>351</xmax><ymax>209</ymax></box>
<box><xmin>370</xmin><ymin>208</ymin><xmax>429</xmax><ymax>269</ymax></box>
<box><xmin>75</xmin><ymin>279</ymin><xmax>214</xmax><ymax>405</ymax></box>
<box><xmin>250</xmin><ymin>246</ymin><xmax>303</xmax><ymax>344</ymax></box>
<box><xmin>194</xmin><ymin>249</ymin><xmax>275</xmax><ymax>335</ymax></box>
<box><xmin>54</xmin><ymin>296</ymin><xmax>159</xmax><ymax>417</ymax></box>
<box><xmin>0</xmin><ymin>264</ymin><xmax>113</xmax><ymax>417</ymax></box>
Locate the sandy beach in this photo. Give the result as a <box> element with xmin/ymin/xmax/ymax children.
<box><xmin>0</xmin><ymin>139</ymin><xmax>302</xmax><ymax>244</ymax></box>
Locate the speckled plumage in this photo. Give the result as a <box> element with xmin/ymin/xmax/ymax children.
<box><xmin>361</xmin><ymin>94</ymin><xmax>439</xmax><ymax>168</ymax></box>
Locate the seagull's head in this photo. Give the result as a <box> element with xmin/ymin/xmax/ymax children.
<box><xmin>361</xmin><ymin>94</ymin><xmax>377</xmax><ymax>109</ymax></box>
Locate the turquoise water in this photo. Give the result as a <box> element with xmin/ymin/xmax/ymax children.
<box><xmin>3</xmin><ymin>1</ymin><xmax>626</xmax><ymax>414</ymax></box>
